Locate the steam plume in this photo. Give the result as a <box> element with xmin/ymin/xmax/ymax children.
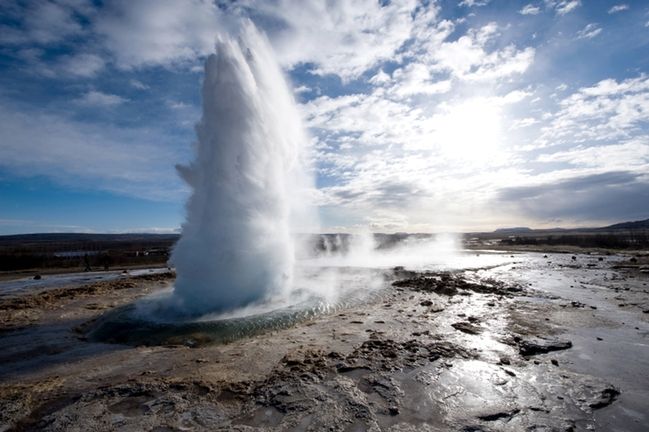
<box><xmin>170</xmin><ymin>23</ymin><xmax>314</xmax><ymax>315</ymax></box>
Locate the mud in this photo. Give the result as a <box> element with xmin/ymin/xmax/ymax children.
<box><xmin>0</xmin><ymin>252</ymin><xmax>648</xmax><ymax>431</ymax></box>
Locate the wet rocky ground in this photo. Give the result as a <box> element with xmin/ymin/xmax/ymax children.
<box><xmin>0</xmin><ymin>251</ymin><xmax>648</xmax><ymax>431</ymax></box>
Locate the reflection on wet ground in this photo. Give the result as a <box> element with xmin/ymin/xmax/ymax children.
<box><xmin>0</xmin><ymin>267</ymin><xmax>170</xmax><ymax>295</ymax></box>
<box><xmin>474</xmin><ymin>252</ymin><xmax>649</xmax><ymax>431</ymax></box>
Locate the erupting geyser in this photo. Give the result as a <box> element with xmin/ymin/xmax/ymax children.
<box><xmin>170</xmin><ymin>23</ymin><xmax>314</xmax><ymax>316</ymax></box>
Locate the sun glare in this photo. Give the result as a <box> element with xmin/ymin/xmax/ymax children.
<box><xmin>431</xmin><ymin>98</ymin><xmax>503</xmax><ymax>162</ymax></box>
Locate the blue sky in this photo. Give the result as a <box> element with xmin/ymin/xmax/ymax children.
<box><xmin>1</xmin><ymin>0</ymin><xmax>648</xmax><ymax>234</ymax></box>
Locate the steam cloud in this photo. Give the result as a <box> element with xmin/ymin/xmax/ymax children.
<box><xmin>170</xmin><ymin>23</ymin><xmax>315</xmax><ymax>316</ymax></box>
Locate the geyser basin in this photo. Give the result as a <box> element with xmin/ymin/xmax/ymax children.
<box><xmin>86</xmin><ymin>249</ymin><xmax>515</xmax><ymax>347</ymax></box>
<box><xmin>88</xmin><ymin>266</ymin><xmax>391</xmax><ymax>347</ymax></box>
<box><xmin>88</xmin><ymin>302</ymin><xmax>321</xmax><ymax>347</ymax></box>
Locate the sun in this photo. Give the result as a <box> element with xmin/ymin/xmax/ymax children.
<box><xmin>430</xmin><ymin>97</ymin><xmax>503</xmax><ymax>163</ymax></box>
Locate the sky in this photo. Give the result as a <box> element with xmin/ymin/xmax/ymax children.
<box><xmin>1</xmin><ymin>0</ymin><xmax>649</xmax><ymax>235</ymax></box>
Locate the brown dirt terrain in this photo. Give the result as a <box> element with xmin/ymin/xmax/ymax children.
<box><xmin>0</xmin><ymin>253</ymin><xmax>648</xmax><ymax>431</ymax></box>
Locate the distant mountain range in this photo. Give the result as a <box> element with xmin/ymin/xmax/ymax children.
<box><xmin>490</xmin><ymin>218</ymin><xmax>649</xmax><ymax>235</ymax></box>
<box><xmin>600</xmin><ymin>219</ymin><xmax>649</xmax><ymax>230</ymax></box>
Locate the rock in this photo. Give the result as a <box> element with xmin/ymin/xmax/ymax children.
<box><xmin>518</xmin><ymin>338</ymin><xmax>572</xmax><ymax>356</ymax></box>
<box><xmin>393</xmin><ymin>276</ymin><xmax>458</xmax><ymax>295</ymax></box>
<box><xmin>551</xmin><ymin>359</ymin><xmax>559</xmax><ymax>366</ymax></box>
<box><xmin>411</xmin><ymin>330</ymin><xmax>430</xmax><ymax>337</ymax></box>
<box><xmin>392</xmin><ymin>272</ymin><xmax>517</xmax><ymax>297</ymax></box>
<box><xmin>452</xmin><ymin>321</ymin><xmax>482</xmax><ymax>335</ymax></box>
<box><xmin>33</xmin><ymin>274</ymin><xmax>42</xmax><ymax>280</ymax></box>
<box><xmin>477</xmin><ymin>409</ymin><xmax>520</xmax><ymax>421</ymax></box>
<box><xmin>420</xmin><ymin>300</ymin><xmax>433</xmax><ymax>307</ymax></box>
<box><xmin>589</xmin><ymin>387</ymin><xmax>620</xmax><ymax>409</ymax></box>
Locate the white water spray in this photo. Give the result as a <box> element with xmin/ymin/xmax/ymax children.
<box><xmin>170</xmin><ymin>23</ymin><xmax>314</xmax><ymax>316</ymax></box>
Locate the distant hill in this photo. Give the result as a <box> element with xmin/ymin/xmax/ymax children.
<box><xmin>599</xmin><ymin>219</ymin><xmax>649</xmax><ymax>231</ymax></box>
<box><xmin>490</xmin><ymin>218</ymin><xmax>649</xmax><ymax>235</ymax></box>
<box><xmin>0</xmin><ymin>233</ymin><xmax>180</xmax><ymax>246</ymax></box>
<box><xmin>478</xmin><ymin>218</ymin><xmax>649</xmax><ymax>249</ymax></box>
<box><xmin>493</xmin><ymin>227</ymin><xmax>534</xmax><ymax>234</ymax></box>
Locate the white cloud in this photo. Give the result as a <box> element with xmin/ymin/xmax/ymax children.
<box><xmin>294</xmin><ymin>85</ymin><xmax>311</xmax><ymax>94</ymax></box>
<box><xmin>0</xmin><ymin>0</ymin><xmax>90</xmax><ymax>45</ymax></box>
<box><xmin>304</xmin><ymin>71</ymin><xmax>648</xmax><ymax>230</ymax></box>
<box><xmin>57</xmin><ymin>53</ymin><xmax>105</xmax><ymax>77</ymax></box>
<box><xmin>166</xmin><ymin>100</ymin><xmax>190</xmax><ymax>110</ymax></box>
<box><xmin>539</xmin><ymin>75</ymin><xmax>649</xmax><ymax>146</ymax></box>
<box><xmin>511</xmin><ymin>117</ymin><xmax>539</xmax><ymax>129</ymax></box>
<box><xmin>546</xmin><ymin>0</ymin><xmax>581</xmax><ymax>15</ymax></box>
<box><xmin>537</xmin><ymin>140</ymin><xmax>649</xmax><ymax>172</ymax></box>
<box><xmin>0</xmin><ymin>1</ymin><xmax>534</xmax><ymax>85</ymax></box>
<box><xmin>302</xmin><ymin>81</ymin><xmax>536</xmax><ymax>230</ymax></box>
<box><xmin>94</xmin><ymin>0</ymin><xmax>223</xmax><ymax>69</ymax></box>
<box><xmin>129</xmin><ymin>79</ymin><xmax>149</xmax><ymax>90</ymax></box>
<box><xmin>388</xmin><ymin>63</ymin><xmax>452</xmax><ymax>97</ymax></box>
<box><xmin>14</xmin><ymin>50</ymin><xmax>106</xmax><ymax>79</ymax></box>
<box><xmin>422</xmin><ymin>23</ymin><xmax>535</xmax><ymax>81</ymax></box>
<box><xmin>87</xmin><ymin>0</ymin><xmax>423</xmax><ymax>79</ymax></box>
<box><xmin>364</xmin><ymin>210</ymin><xmax>410</xmax><ymax>231</ymax></box>
<box><xmin>579</xmin><ymin>76</ymin><xmax>649</xmax><ymax>96</ymax></box>
<box><xmin>297</xmin><ymin>13</ymin><xmax>540</xmax><ymax>229</ymax></box>
<box><xmin>608</xmin><ymin>4</ymin><xmax>629</xmax><ymax>14</ymax></box>
<box><xmin>369</xmin><ymin>70</ymin><xmax>391</xmax><ymax>85</ymax></box>
<box><xmin>76</xmin><ymin>90</ymin><xmax>127</xmax><ymax>106</ymax></box>
<box><xmin>459</xmin><ymin>0</ymin><xmax>491</xmax><ymax>7</ymax></box>
<box><xmin>577</xmin><ymin>23</ymin><xmax>602</xmax><ymax>40</ymax></box>
<box><xmin>519</xmin><ymin>4</ymin><xmax>541</xmax><ymax>15</ymax></box>
<box><xmin>240</xmin><ymin>0</ymin><xmax>420</xmax><ymax>80</ymax></box>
